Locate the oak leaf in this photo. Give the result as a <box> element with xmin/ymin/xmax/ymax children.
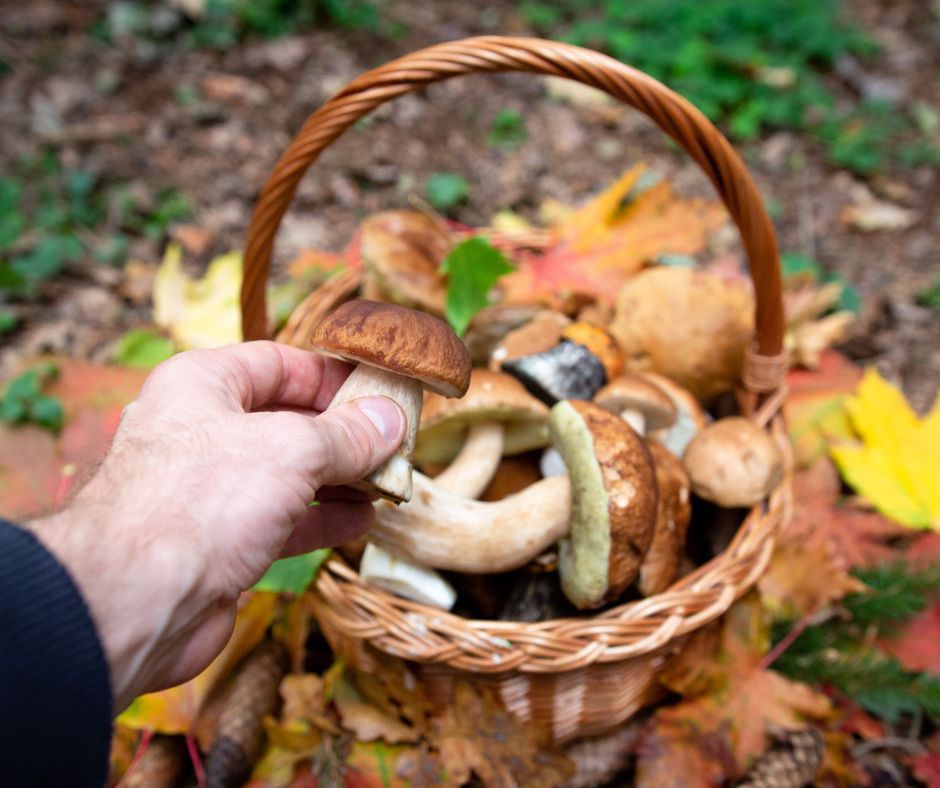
<box><xmin>831</xmin><ymin>368</ymin><xmax>940</xmax><ymax>530</ymax></box>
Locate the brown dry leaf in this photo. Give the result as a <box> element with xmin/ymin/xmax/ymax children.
<box><xmin>271</xmin><ymin>594</ymin><xmax>312</xmax><ymax>675</ymax></box>
<box><xmin>499</xmin><ymin>165</ymin><xmax>727</xmax><ymax>308</ymax></box>
<box><xmin>636</xmin><ymin>600</ymin><xmax>832</xmax><ymax>784</ymax></box>
<box><xmin>332</xmin><ymin>672</ymin><xmax>418</xmax><ymax>745</ymax></box>
<box><xmin>169</xmin><ymin>223</ymin><xmax>215</xmax><ymax>255</ymax></box>
<box><xmin>346</xmin><ymin>658</ymin><xmax>433</xmax><ymax>734</ymax></box>
<box><xmin>841</xmin><ymin>194</ymin><xmax>917</xmax><ymax>232</ymax></box>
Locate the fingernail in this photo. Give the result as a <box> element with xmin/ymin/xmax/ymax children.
<box><xmin>355</xmin><ymin>397</ymin><xmax>404</xmax><ymax>442</ymax></box>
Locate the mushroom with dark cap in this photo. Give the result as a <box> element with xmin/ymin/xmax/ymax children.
<box><xmin>501</xmin><ymin>321</ymin><xmax>623</xmax><ymax>405</ymax></box>
<box><xmin>594</xmin><ymin>374</ymin><xmax>677</xmax><ymax>436</ymax></box>
<box><xmin>638</xmin><ymin>442</ymin><xmax>692</xmax><ymax>596</ymax></box>
<box><xmin>683</xmin><ymin>416</ymin><xmax>784</xmax><ymax>508</ymax></box>
<box><xmin>413</xmin><ymin>369</ymin><xmax>549</xmax><ymax>497</ymax></box>
<box><xmin>549</xmin><ymin>400</ymin><xmax>658</xmax><ymax>609</ymax></box>
<box><xmin>310</xmin><ymin>299</ymin><xmax>471</xmax><ymax>503</ymax></box>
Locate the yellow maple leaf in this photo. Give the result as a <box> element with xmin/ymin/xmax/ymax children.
<box><xmin>831</xmin><ymin>369</ymin><xmax>940</xmax><ymax>530</ymax></box>
<box><xmin>153</xmin><ymin>243</ymin><xmax>243</xmax><ymax>349</ymax></box>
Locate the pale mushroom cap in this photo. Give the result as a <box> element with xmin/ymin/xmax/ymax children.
<box><xmin>642</xmin><ymin>372</ymin><xmax>709</xmax><ymax>456</ymax></box>
<box><xmin>683</xmin><ymin>416</ymin><xmax>784</xmax><ymax>508</ymax></box>
<box><xmin>360</xmin><ymin>210</ymin><xmax>449</xmax><ymax>315</ymax></box>
<box><xmin>609</xmin><ymin>267</ymin><xmax>754</xmax><ymax>401</ymax></box>
<box><xmin>310</xmin><ymin>299</ymin><xmax>471</xmax><ymax>397</ymax></box>
<box><xmin>414</xmin><ymin>369</ymin><xmax>550</xmax><ymax>464</ymax></box>
<box><xmin>551</xmin><ymin>399</ymin><xmax>658</xmax><ymax>609</ymax></box>
<box><xmin>595</xmin><ymin>374</ymin><xmax>677</xmax><ymax>430</ymax></box>
<box><xmin>489</xmin><ymin>310</ymin><xmax>571</xmax><ymax>371</ymax></box>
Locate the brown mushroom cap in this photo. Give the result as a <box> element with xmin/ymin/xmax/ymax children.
<box><xmin>550</xmin><ymin>399</ymin><xmax>658</xmax><ymax>609</ymax></box>
<box><xmin>641</xmin><ymin>372</ymin><xmax>709</xmax><ymax>456</ymax></box>
<box><xmin>639</xmin><ymin>442</ymin><xmax>692</xmax><ymax>596</ymax></box>
<box><xmin>310</xmin><ymin>299</ymin><xmax>471</xmax><ymax>397</ymax></box>
<box><xmin>609</xmin><ymin>267</ymin><xmax>754</xmax><ymax>401</ymax></box>
<box><xmin>414</xmin><ymin>369</ymin><xmax>550</xmax><ymax>465</ymax></box>
<box><xmin>360</xmin><ymin>210</ymin><xmax>450</xmax><ymax>315</ymax></box>
<box><xmin>595</xmin><ymin>374</ymin><xmax>677</xmax><ymax>430</ymax></box>
<box><xmin>489</xmin><ymin>310</ymin><xmax>571</xmax><ymax>371</ymax></box>
<box><xmin>683</xmin><ymin>416</ymin><xmax>784</xmax><ymax>508</ymax></box>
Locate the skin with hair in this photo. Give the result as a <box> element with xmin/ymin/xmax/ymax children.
<box><xmin>27</xmin><ymin>341</ymin><xmax>406</xmax><ymax>713</ymax></box>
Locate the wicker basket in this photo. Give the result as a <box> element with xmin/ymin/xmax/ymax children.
<box><xmin>239</xmin><ymin>36</ymin><xmax>792</xmax><ymax>744</ymax></box>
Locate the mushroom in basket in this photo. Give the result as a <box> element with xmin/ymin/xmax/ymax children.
<box><xmin>640</xmin><ymin>372</ymin><xmax>709</xmax><ymax>457</ymax></box>
<box><xmin>413</xmin><ymin>369</ymin><xmax>550</xmax><ymax>498</ymax></box>
<box><xmin>593</xmin><ymin>373</ymin><xmax>677</xmax><ymax>437</ymax></box>
<box><xmin>309</xmin><ymin>299</ymin><xmax>471</xmax><ymax>503</ymax></box>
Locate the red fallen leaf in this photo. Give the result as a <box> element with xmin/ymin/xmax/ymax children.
<box><xmin>878</xmin><ymin>602</ymin><xmax>940</xmax><ymax>674</ymax></box>
<box><xmin>908</xmin><ymin>751</ymin><xmax>940</xmax><ymax>788</ymax></box>
<box><xmin>499</xmin><ymin>167</ymin><xmax>727</xmax><ymax>308</ymax></box>
<box><xmin>784</xmin><ymin>459</ymin><xmax>907</xmax><ymax>570</ymax></box>
<box><xmin>0</xmin><ymin>359</ymin><xmax>149</xmax><ymax>520</ymax></box>
<box><xmin>906</xmin><ymin>533</ymin><xmax>940</xmax><ymax>571</ymax></box>
<box><xmin>836</xmin><ymin>698</ymin><xmax>886</xmax><ymax>742</ymax></box>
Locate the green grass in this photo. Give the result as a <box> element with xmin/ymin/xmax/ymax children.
<box><xmin>521</xmin><ymin>0</ymin><xmax>939</xmax><ymax>174</ymax></box>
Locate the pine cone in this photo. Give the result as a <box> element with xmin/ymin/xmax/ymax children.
<box><xmin>738</xmin><ymin>727</ymin><xmax>824</xmax><ymax>788</ymax></box>
<box><xmin>205</xmin><ymin>640</ymin><xmax>288</xmax><ymax>788</ymax></box>
<box><xmin>563</xmin><ymin>723</ymin><xmax>641</xmax><ymax>788</ymax></box>
<box><xmin>124</xmin><ymin>735</ymin><xmax>185</xmax><ymax>788</ymax></box>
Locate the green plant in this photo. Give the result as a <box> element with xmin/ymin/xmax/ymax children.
<box><xmin>439</xmin><ymin>237</ymin><xmax>516</xmax><ymax>336</ymax></box>
<box><xmin>916</xmin><ymin>277</ymin><xmax>940</xmax><ymax>311</ymax></box>
<box><xmin>521</xmin><ymin>0</ymin><xmax>938</xmax><ymax>173</ymax></box>
<box><xmin>425</xmin><ymin>172</ymin><xmax>470</xmax><ymax>212</ymax></box>
<box><xmin>488</xmin><ymin>109</ymin><xmax>528</xmax><ymax>150</ymax></box>
<box><xmin>0</xmin><ymin>364</ymin><xmax>64</xmax><ymax>433</ymax></box>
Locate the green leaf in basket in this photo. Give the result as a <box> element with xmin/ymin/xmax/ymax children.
<box><xmin>253</xmin><ymin>549</ymin><xmax>331</xmax><ymax>594</ymax></box>
<box><xmin>425</xmin><ymin>172</ymin><xmax>470</xmax><ymax>211</ymax></box>
<box><xmin>440</xmin><ymin>237</ymin><xmax>516</xmax><ymax>337</ymax></box>
<box><xmin>113</xmin><ymin>328</ymin><xmax>176</xmax><ymax>369</ymax></box>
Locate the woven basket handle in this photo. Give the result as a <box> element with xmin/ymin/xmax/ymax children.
<box><xmin>241</xmin><ymin>36</ymin><xmax>786</xmax><ymax>399</ymax></box>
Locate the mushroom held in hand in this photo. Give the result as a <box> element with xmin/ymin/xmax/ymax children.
<box><xmin>310</xmin><ymin>299</ymin><xmax>471</xmax><ymax>503</ymax></box>
<box><xmin>638</xmin><ymin>442</ymin><xmax>692</xmax><ymax>596</ymax></box>
<box><xmin>414</xmin><ymin>369</ymin><xmax>549</xmax><ymax>497</ymax></box>
<box><xmin>502</xmin><ymin>321</ymin><xmax>624</xmax><ymax>405</ymax></box>
<box><xmin>371</xmin><ymin>472</ymin><xmax>571</xmax><ymax>574</ymax></box>
<box><xmin>683</xmin><ymin>417</ymin><xmax>784</xmax><ymax>508</ymax></box>
<box><xmin>609</xmin><ymin>267</ymin><xmax>754</xmax><ymax>401</ymax></box>
<box><xmin>550</xmin><ymin>400</ymin><xmax>658</xmax><ymax>609</ymax></box>
<box><xmin>594</xmin><ymin>374</ymin><xmax>676</xmax><ymax>436</ymax></box>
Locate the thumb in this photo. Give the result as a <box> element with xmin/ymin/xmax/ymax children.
<box><xmin>308</xmin><ymin>396</ymin><xmax>407</xmax><ymax>488</ymax></box>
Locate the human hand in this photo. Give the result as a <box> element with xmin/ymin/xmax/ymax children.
<box><xmin>29</xmin><ymin>341</ymin><xmax>405</xmax><ymax>712</ymax></box>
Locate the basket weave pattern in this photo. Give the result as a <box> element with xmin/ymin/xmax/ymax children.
<box><xmin>241</xmin><ymin>37</ymin><xmax>791</xmax><ymax>742</ymax></box>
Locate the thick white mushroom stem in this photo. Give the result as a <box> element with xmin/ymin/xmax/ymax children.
<box><xmin>372</xmin><ymin>472</ymin><xmax>571</xmax><ymax>573</ymax></box>
<box><xmin>431</xmin><ymin>422</ymin><xmax>504</xmax><ymax>497</ymax></box>
<box><xmin>328</xmin><ymin>364</ymin><xmax>423</xmax><ymax>503</ymax></box>
<box><xmin>620</xmin><ymin>408</ymin><xmax>646</xmax><ymax>436</ymax></box>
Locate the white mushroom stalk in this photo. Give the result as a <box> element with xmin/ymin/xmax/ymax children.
<box><xmin>359</xmin><ymin>542</ymin><xmax>457</xmax><ymax>610</ymax></box>
<box><xmin>372</xmin><ymin>471</ymin><xmax>571</xmax><ymax>574</ymax></box>
<box><xmin>619</xmin><ymin>408</ymin><xmax>646</xmax><ymax>435</ymax></box>
<box><xmin>329</xmin><ymin>364</ymin><xmax>423</xmax><ymax>502</ymax></box>
<box><xmin>430</xmin><ymin>422</ymin><xmax>504</xmax><ymax>497</ymax></box>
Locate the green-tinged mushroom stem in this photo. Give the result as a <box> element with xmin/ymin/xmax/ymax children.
<box><xmin>431</xmin><ymin>422</ymin><xmax>505</xmax><ymax>498</ymax></box>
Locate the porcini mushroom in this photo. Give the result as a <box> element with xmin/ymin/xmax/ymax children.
<box><xmin>550</xmin><ymin>400</ymin><xmax>658</xmax><ymax>609</ymax></box>
<box><xmin>413</xmin><ymin>369</ymin><xmax>549</xmax><ymax>497</ymax></box>
<box><xmin>488</xmin><ymin>309</ymin><xmax>571</xmax><ymax>372</ymax></box>
<box><xmin>310</xmin><ymin>299</ymin><xmax>471</xmax><ymax>503</ymax></box>
<box><xmin>594</xmin><ymin>374</ymin><xmax>676</xmax><ymax>436</ymax></box>
<box><xmin>641</xmin><ymin>372</ymin><xmax>709</xmax><ymax>457</ymax></box>
<box><xmin>359</xmin><ymin>210</ymin><xmax>450</xmax><ymax>315</ymax></box>
<box><xmin>359</xmin><ymin>542</ymin><xmax>457</xmax><ymax>610</ymax></box>
<box><xmin>683</xmin><ymin>417</ymin><xmax>784</xmax><ymax>508</ymax></box>
<box><xmin>609</xmin><ymin>267</ymin><xmax>754</xmax><ymax>401</ymax></box>
<box><xmin>371</xmin><ymin>472</ymin><xmax>571</xmax><ymax>574</ymax></box>
<box><xmin>502</xmin><ymin>321</ymin><xmax>624</xmax><ymax>404</ymax></box>
<box><xmin>638</xmin><ymin>442</ymin><xmax>692</xmax><ymax>596</ymax></box>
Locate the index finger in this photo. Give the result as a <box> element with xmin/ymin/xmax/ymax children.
<box><xmin>141</xmin><ymin>341</ymin><xmax>354</xmax><ymax>413</ymax></box>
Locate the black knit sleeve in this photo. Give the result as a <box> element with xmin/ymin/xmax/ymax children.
<box><xmin>0</xmin><ymin>519</ymin><xmax>112</xmax><ymax>787</ymax></box>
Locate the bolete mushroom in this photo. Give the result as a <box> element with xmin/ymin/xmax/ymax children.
<box><xmin>359</xmin><ymin>542</ymin><xmax>457</xmax><ymax>610</ymax></box>
<box><xmin>641</xmin><ymin>372</ymin><xmax>709</xmax><ymax>457</ymax></box>
<box><xmin>501</xmin><ymin>321</ymin><xmax>624</xmax><ymax>405</ymax></box>
<box><xmin>359</xmin><ymin>210</ymin><xmax>450</xmax><ymax>315</ymax></box>
<box><xmin>594</xmin><ymin>374</ymin><xmax>677</xmax><ymax>436</ymax></box>
<box><xmin>310</xmin><ymin>299</ymin><xmax>471</xmax><ymax>503</ymax></box>
<box><xmin>609</xmin><ymin>267</ymin><xmax>754</xmax><ymax>401</ymax></box>
<box><xmin>413</xmin><ymin>369</ymin><xmax>549</xmax><ymax>497</ymax></box>
<box><xmin>550</xmin><ymin>400</ymin><xmax>658</xmax><ymax>609</ymax></box>
<box><xmin>683</xmin><ymin>416</ymin><xmax>784</xmax><ymax>508</ymax></box>
<box><xmin>638</xmin><ymin>442</ymin><xmax>692</xmax><ymax>596</ymax></box>
<box><xmin>371</xmin><ymin>472</ymin><xmax>571</xmax><ymax>574</ymax></box>
<box><xmin>488</xmin><ymin>309</ymin><xmax>571</xmax><ymax>372</ymax></box>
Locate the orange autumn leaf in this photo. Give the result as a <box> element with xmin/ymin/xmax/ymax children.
<box><xmin>878</xmin><ymin>602</ymin><xmax>940</xmax><ymax>674</ymax></box>
<box><xmin>499</xmin><ymin>165</ymin><xmax>727</xmax><ymax>307</ymax></box>
<box><xmin>119</xmin><ymin>593</ymin><xmax>278</xmax><ymax>735</ymax></box>
<box><xmin>637</xmin><ymin>600</ymin><xmax>831</xmax><ymax>784</ymax></box>
<box><xmin>0</xmin><ymin>359</ymin><xmax>149</xmax><ymax>520</ymax></box>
